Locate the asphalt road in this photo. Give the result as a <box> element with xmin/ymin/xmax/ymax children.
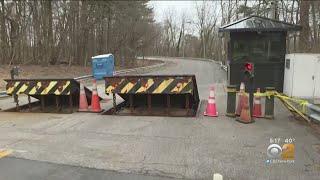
<box><xmin>0</xmin><ymin>57</ymin><xmax>320</xmax><ymax>180</ymax></box>
<box><xmin>0</xmin><ymin>157</ymin><xmax>177</xmax><ymax>180</ymax></box>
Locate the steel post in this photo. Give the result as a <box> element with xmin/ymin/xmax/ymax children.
<box><xmin>226</xmin><ymin>85</ymin><xmax>237</xmax><ymax>117</ymax></box>
<box><xmin>265</xmin><ymin>87</ymin><xmax>275</xmax><ymax>119</ymax></box>
<box><xmin>40</xmin><ymin>96</ymin><xmax>45</xmax><ymax>111</ymax></box>
<box><xmin>166</xmin><ymin>94</ymin><xmax>171</xmax><ymax>115</ymax></box>
<box><xmin>129</xmin><ymin>94</ymin><xmax>133</xmax><ymax>112</ymax></box>
<box><xmin>112</xmin><ymin>93</ymin><xmax>117</xmax><ymax>114</ymax></box>
<box><xmin>248</xmin><ymin>78</ymin><xmax>254</xmax><ymax>118</ymax></box>
<box><xmin>69</xmin><ymin>94</ymin><xmax>73</xmax><ymax>113</ymax></box>
<box><xmin>55</xmin><ymin>96</ymin><xmax>61</xmax><ymax>112</ymax></box>
<box><xmin>15</xmin><ymin>95</ymin><xmax>20</xmax><ymax>111</ymax></box>
<box><xmin>28</xmin><ymin>95</ymin><xmax>31</xmax><ymax>111</ymax></box>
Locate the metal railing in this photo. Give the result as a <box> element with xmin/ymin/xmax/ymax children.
<box><xmin>0</xmin><ymin>91</ymin><xmax>9</xmax><ymax>99</ymax></box>
<box><xmin>0</xmin><ymin>60</ymin><xmax>167</xmax><ymax>99</ymax></box>
<box><xmin>306</xmin><ymin>103</ymin><xmax>320</xmax><ymax>122</ymax></box>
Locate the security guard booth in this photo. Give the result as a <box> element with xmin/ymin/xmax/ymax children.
<box><xmin>219</xmin><ymin>15</ymin><xmax>301</xmax><ymax>92</ymax></box>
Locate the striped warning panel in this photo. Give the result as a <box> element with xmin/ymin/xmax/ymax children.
<box><xmin>6</xmin><ymin>80</ymin><xmax>71</xmax><ymax>95</ymax></box>
<box><xmin>105</xmin><ymin>76</ymin><xmax>194</xmax><ymax>94</ymax></box>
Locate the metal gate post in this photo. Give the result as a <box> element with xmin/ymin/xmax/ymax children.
<box><xmin>15</xmin><ymin>95</ymin><xmax>20</xmax><ymax>111</ymax></box>
<box><xmin>226</xmin><ymin>85</ymin><xmax>237</xmax><ymax>117</ymax></box>
<box><xmin>69</xmin><ymin>94</ymin><xmax>73</xmax><ymax>113</ymax></box>
<box><xmin>147</xmin><ymin>94</ymin><xmax>152</xmax><ymax>110</ymax></box>
<box><xmin>55</xmin><ymin>96</ymin><xmax>60</xmax><ymax>112</ymax></box>
<box><xmin>185</xmin><ymin>94</ymin><xmax>190</xmax><ymax>115</ymax></box>
<box><xmin>112</xmin><ymin>93</ymin><xmax>117</xmax><ymax>114</ymax></box>
<box><xmin>129</xmin><ymin>94</ymin><xmax>133</xmax><ymax>112</ymax></box>
<box><xmin>40</xmin><ymin>96</ymin><xmax>45</xmax><ymax>111</ymax></box>
<box><xmin>166</xmin><ymin>94</ymin><xmax>171</xmax><ymax>115</ymax></box>
<box><xmin>28</xmin><ymin>95</ymin><xmax>31</xmax><ymax>111</ymax></box>
<box><xmin>265</xmin><ymin>87</ymin><xmax>275</xmax><ymax>119</ymax></box>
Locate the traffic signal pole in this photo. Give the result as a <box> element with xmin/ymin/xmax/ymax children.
<box><xmin>235</xmin><ymin>62</ymin><xmax>255</xmax><ymax>123</ymax></box>
<box><xmin>244</xmin><ymin>62</ymin><xmax>254</xmax><ymax>118</ymax></box>
<box><xmin>248</xmin><ymin>76</ymin><xmax>254</xmax><ymax>118</ymax></box>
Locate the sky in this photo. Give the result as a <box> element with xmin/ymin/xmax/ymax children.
<box><xmin>148</xmin><ymin>1</ymin><xmax>203</xmax><ymax>36</ymax></box>
<box><xmin>148</xmin><ymin>1</ymin><xmax>199</xmax><ymax>23</ymax></box>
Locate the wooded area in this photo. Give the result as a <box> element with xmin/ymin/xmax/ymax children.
<box><xmin>0</xmin><ymin>0</ymin><xmax>319</xmax><ymax>66</ymax></box>
<box><xmin>155</xmin><ymin>0</ymin><xmax>320</xmax><ymax>61</ymax></box>
<box><xmin>0</xmin><ymin>0</ymin><xmax>155</xmax><ymax>66</ymax></box>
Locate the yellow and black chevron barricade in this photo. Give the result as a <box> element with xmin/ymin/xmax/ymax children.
<box><xmin>6</xmin><ymin>79</ymin><xmax>72</xmax><ymax>96</ymax></box>
<box><xmin>104</xmin><ymin>75</ymin><xmax>200</xmax><ymax>117</ymax></box>
<box><xmin>4</xmin><ymin>78</ymin><xmax>95</xmax><ymax>113</ymax></box>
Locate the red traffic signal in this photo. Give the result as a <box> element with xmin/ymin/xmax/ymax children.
<box><xmin>245</xmin><ymin>62</ymin><xmax>253</xmax><ymax>71</ymax></box>
<box><xmin>244</xmin><ymin>62</ymin><xmax>254</xmax><ymax>78</ymax></box>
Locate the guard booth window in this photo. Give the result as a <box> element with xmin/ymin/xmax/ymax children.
<box><xmin>232</xmin><ymin>32</ymin><xmax>284</xmax><ymax>63</ymax></box>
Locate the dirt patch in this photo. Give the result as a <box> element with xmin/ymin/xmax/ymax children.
<box><xmin>0</xmin><ymin>59</ymin><xmax>163</xmax><ymax>90</ymax></box>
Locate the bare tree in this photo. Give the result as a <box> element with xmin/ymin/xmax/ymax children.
<box><xmin>299</xmin><ymin>0</ymin><xmax>310</xmax><ymax>52</ymax></box>
<box><xmin>196</xmin><ymin>1</ymin><xmax>218</xmax><ymax>58</ymax></box>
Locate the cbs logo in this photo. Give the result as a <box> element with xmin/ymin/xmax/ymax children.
<box><xmin>267</xmin><ymin>144</ymin><xmax>282</xmax><ymax>158</ymax></box>
<box><xmin>267</xmin><ymin>143</ymin><xmax>295</xmax><ymax>160</ymax></box>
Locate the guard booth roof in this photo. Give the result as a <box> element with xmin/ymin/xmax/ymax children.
<box><xmin>218</xmin><ymin>15</ymin><xmax>302</xmax><ymax>32</ymax></box>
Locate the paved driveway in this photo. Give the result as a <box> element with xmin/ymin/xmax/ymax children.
<box><xmin>0</xmin><ymin>57</ymin><xmax>319</xmax><ymax>180</ymax></box>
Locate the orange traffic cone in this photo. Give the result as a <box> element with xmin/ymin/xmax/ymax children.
<box><xmin>78</xmin><ymin>81</ymin><xmax>89</xmax><ymax>112</ymax></box>
<box><xmin>204</xmin><ymin>85</ymin><xmax>218</xmax><ymax>117</ymax></box>
<box><xmin>253</xmin><ymin>88</ymin><xmax>263</xmax><ymax>118</ymax></box>
<box><xmin>236</xmin><ymin>94</ymin><xmax>254</xmax><ymax>124</ymax></box>
<box><xmin>236</xmin><ymin>82</ymin><xmax>245</xmax><ymax>116</ymax></box>
<box><xmin>90</xmin><ymin>79</ymin><xmax>102</xmax><ymax>113</ymax></box>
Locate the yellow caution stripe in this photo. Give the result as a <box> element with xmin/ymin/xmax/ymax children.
<box><xmin>6</xmin><ymin>80</ymin><xmax>71</xmax><ymax>95</ymax></box>
<box><xmin>153</xmin><ymin>78</ymin><xmax>174</xmax><ymax>93</ymax></box>
<box><xmin>105</xmin><ymin>77</ymin><xmax>194</xmax><ymax>94</ymax></box>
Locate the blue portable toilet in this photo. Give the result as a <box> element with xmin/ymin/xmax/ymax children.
<box><xmin>91</xmin><ymin>54</ymin><xmax>114</xmax><ymax>80</ymax></box>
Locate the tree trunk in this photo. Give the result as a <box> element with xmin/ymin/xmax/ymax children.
<box><xmin>0</xmin><ymin>0</ymin><xmax>7</xmax><ymax>64</ymax></box>
<box><xmin>311</xmin><ymin>1</ymin><xmax>318</xmax><ymax>52</ymax></box>
<box><xmin>47</xmin><ymin>0</ymin><xmax>54</xmax><ymax>65</ymax></box>
<box><xmin>299</xmin><ymin>0</ymin><xmax>310</xmax><ymax>52</ymax></box>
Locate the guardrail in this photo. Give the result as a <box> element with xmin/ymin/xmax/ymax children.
<box><xmin>274</xmin><ymin>93</ymin><xmax>320</xmax><ymax>123</ymax></box>
<box><xmin>114</xmin><ymin>62</ymin><xmax>166</xmax><ymax>75</ymax></box>
<box><xmin>141</xmin><ymin>56</ymin><xmax>218</xmax><ymax>63</ymax></box>
<box><xmin>306</xmin><ymin>103</ymin><xmax>320</xmax><ymax>122</ymax></box>
<box><xmin>144</xmin><ymin>56</ymin><xmax>228</xmax><ymax>73</ymax></box>
<box><xmin>0</xmin><ymin>91</ymin><xmax>8</xmax><ymax>99</ymax></box>
<box><xmin>0</xmin><ymin>60</ymin><xmax>167</xmax><ymax>99</ymax></box>
<box><xmin>74</xmin><ymin>75</ymin><xmax>93</xmax><ymax>80</ymax></box>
